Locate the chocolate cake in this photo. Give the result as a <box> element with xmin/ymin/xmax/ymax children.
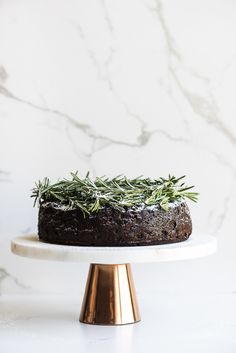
<box><xmin>32</xmin><ymin>173</ymin><xmax>198</xmax><ymax>247</ymax></box>
<box><xmin>38</xmin><ymin>201</ymin><xmax>192</xmax><ymax>246</ymax></box>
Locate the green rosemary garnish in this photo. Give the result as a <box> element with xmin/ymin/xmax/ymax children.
<box><xmin>31</xmin><ymin>172</ymin><xmax>198</xmax><ymax>216</ymax></box>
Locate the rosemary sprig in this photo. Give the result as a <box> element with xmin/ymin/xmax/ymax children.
<box><xmin>31</xmin><ymin>172</ymin><xmax>199</xmax><ymax>216</ymax></box>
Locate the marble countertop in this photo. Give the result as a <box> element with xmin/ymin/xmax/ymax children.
<box><xmin>1</xmin><ymin>0</ymin><xmax>236</xmax><ymax>350</ymax></box>
<box><xmin>0</xmin><ymin>293</ymin><xmax>235</xmax><ymax>353</ymax></box>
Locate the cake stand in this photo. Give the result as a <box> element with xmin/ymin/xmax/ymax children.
<box><xmin>11</xmin><ymin>233</ymin><xmax>217</xmax><ymax>326</ymax></box>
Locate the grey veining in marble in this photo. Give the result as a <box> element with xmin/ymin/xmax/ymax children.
<box><xmin>0</xmin><ymin>0</ymin><xmax>235</xmax><ymax>296</ymax></box>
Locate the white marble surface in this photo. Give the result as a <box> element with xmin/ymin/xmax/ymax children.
<box><xmin>0</xmin><ymin>293</ymin><xmax>236</xmax><ymax>353</ymax></box>
<box><xmin>0</xmin><ymin>0</ymin><xmax>235</xmax><ymax>293</ymax></box>
<box><xmin>0</xmin><ymin>0</ymin><xmax>236</xmax><ymax>348</ymax></box>
<box><xmin>11</xmin><ymin>233</ymin><xmax>217</xmax><ymax>264</ymax></box>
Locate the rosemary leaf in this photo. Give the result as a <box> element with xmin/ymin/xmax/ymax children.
<box><xmin>31</xmin><ymin>172</ymin><xmax>199</xmax><ymax>216</ymax></box>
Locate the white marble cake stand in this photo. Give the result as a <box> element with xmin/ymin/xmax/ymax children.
<box><xmin>11</xmin><ymin>233</ymin><xmax>217</xmax><ymax>326</ymax></box>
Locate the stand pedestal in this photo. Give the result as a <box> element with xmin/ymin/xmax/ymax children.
<box><xmin>11</xmin><ymin>233</ymin><xmax>217</xmax><ymax>326</ymax></box>
<box><xmin>80</xmin><ymin>263</ymin><xmax>140</xmax><ymax>325</ymax></box>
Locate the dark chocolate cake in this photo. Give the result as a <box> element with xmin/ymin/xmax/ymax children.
<box><xmin>32</xmin><ymin>172</ymin><xmax>198</xmax><ymax>247</ymax></box>
<box><xmin>38</xmin><ymin>201</ymin><xmax>192</xmax><ymax>246</ymax></box>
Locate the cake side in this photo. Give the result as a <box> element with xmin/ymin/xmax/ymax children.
<box><xmin>38</xmin><ymin>201</ymin><xmax>192</xmax><ymax>246</ymax></box>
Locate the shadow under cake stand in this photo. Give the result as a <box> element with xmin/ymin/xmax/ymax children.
<box><xmin>11</xmin><ymin>233</ymin><xmax>216</xmax><ymax>326</ymax></box>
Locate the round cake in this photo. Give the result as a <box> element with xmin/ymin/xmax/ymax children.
<box><xmin>32</xmin><ymin>173</ymin><xmax>198</xmax><ymax>247</ymax></box>
<box><xmin>38</xmin><ymin>201</ymin><xmax>192</xmax><ymax>246</ymax></box>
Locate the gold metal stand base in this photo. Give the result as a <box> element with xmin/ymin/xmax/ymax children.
<box><xmin>79</xmin><ymin>263</ymin><xmax>141</xmax><ymax>325</ymax></box>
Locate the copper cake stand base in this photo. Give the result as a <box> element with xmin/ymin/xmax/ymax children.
<box><xmin>80</xmin><ymin>263</ymin><xmax>140</xmax><ymax>325</ymax></box>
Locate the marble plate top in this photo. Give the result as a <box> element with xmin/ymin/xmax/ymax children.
<box><xmin>11</xmin><ymin>234</ymin><xmax>217</xmax><ymax>264</ymax></box>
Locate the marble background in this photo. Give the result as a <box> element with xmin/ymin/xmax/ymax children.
<box><xmin>0</xmin><ymin>0</ymin><xmax>235</xmax><ymax>298</ymax></box>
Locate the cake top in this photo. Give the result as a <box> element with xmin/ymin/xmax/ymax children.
<box><xmin>32</xmin><ymin>172</ymin><xmax>198</xmax><ymax>216</ymax></box>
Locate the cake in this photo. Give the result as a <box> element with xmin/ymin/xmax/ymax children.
<box><xmin>32</xmin><ymin>172</ymin><xmax>198</xmax><ymax>246</ymax></box>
